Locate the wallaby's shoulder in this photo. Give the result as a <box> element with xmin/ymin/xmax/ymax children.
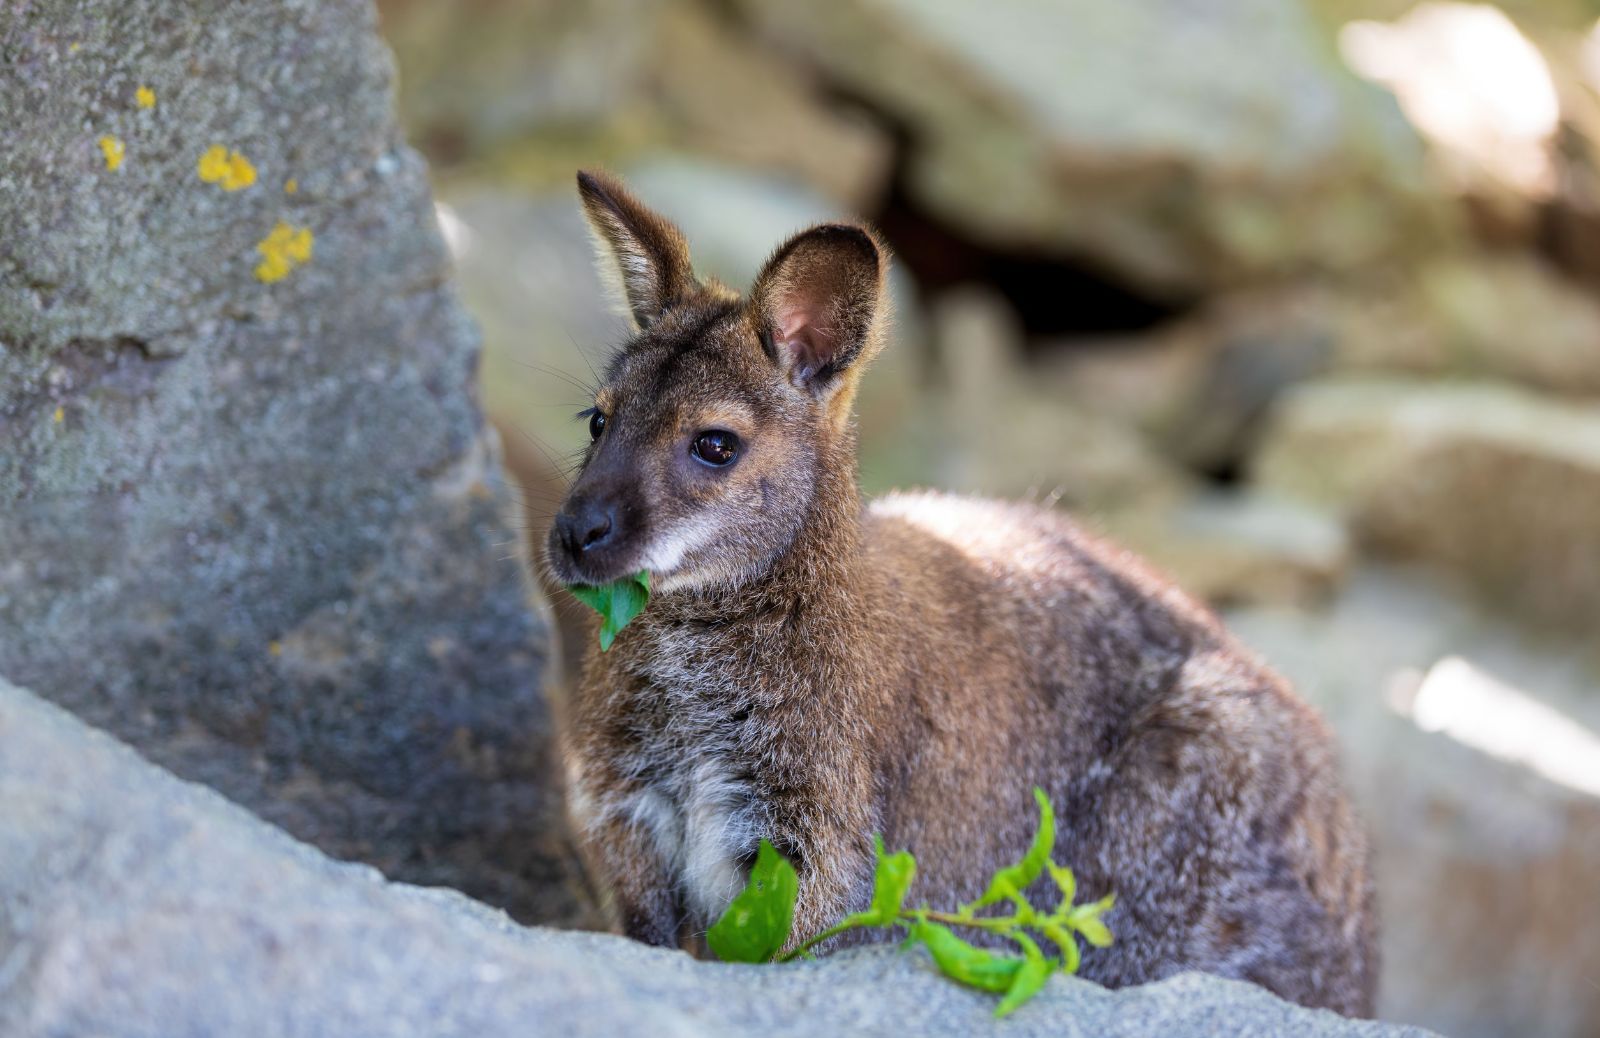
<box><xmin>865</xmin><ymin>489</ymin><xmax>1225</xmax><ymax>635</ymax></box>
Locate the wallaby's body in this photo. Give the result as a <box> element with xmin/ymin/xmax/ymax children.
<box><xmin>549</xmin><ymin>171</ymin><xmax>1377</xmax><ymax>1016</ymax></box>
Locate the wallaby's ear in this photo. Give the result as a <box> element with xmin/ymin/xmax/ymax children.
<box><xmin>577</xmin><ymin>170</ymin><xmax>697</xmax><ymax>331</ymax></box>
<box><xmin>749</xmin><ymin>223</ymin><xmax>887</xmax><ymax>394</ymax></box>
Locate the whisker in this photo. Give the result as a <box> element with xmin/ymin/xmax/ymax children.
<box><xmin>510</xmin><ymin>359</ymin><xmax>599</xmax><ymax>399</ymax></box>
<box><xmin>565</xmin><ymin>329</ymin><xmax>603</xmax><ymax>389</ymax></box>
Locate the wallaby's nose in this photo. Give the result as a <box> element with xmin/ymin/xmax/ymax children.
<box><xmin>558</xmin><ymin>499</ymin><xmax>616</xmax><ymax>555</ymax></box>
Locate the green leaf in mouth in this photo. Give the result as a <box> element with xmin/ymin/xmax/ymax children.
<box><xmin>568</xmin><ymin>571</ymin><xmax>651</xmax><ymax>651</ymax></box>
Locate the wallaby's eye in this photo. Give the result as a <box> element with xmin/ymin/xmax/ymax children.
<box><xmin>691</xmin><ymin>430</ymin><xmax>740</xmax><ymax>467</ymax></box>
<box><xmin>588</xmin><ymin>410</ymin><xmax>607</xmax><ymax>441</ymax></box>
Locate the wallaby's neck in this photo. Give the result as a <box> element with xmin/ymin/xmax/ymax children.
<box><xmin>770</xmin><ymin>454</ymin><xmax>865</xmax><ymax>600</ymax></box>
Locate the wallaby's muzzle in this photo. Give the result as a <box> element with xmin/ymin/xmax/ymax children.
<box><xmin>548</xmin><ymin>480</ymin><xmax>644</xmax><ymax>586</ymax></box>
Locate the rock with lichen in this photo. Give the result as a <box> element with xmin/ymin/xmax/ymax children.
<box><xmin>0</xmin><ymin>0</ymin><xmax>585</xmax><ymax>926</ymax></box>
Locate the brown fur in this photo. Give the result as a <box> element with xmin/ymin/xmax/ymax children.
<box><xmin>546</xmin><ymin>170</ymin><xmax>1377</xmax><ymax>1016</ymax></box>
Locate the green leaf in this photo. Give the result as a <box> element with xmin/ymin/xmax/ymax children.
<box><xmin>568</xmin><ymin>571</ymin><xmax>651</xmax><ymax>651</ymax></box>
<box><xmin>868</xmin><ymin>835</ymin><xmax>917</xmax><ymax>924</ymax></box>
<box><xmin>995</xmin><ymin>956</ymin><xmax>1051</xmax><ymax>1018</ymax></box>
<box><xmin>1068</xmin><ymin>894</ymin><xmax>1116</xmax><ymax>948</ymax></box>
<box><xmin>995</xmin><ymin>933</ymin><xmax>1051</xmax><ymax>1018</ymax></box>
<box><xmin>1038</xmin><ymin>920</ymin><xmax>1081</xmax><ymax>974</ymax></box>
<box><xmin>1074</xmin><ymin>915</ymin><xmax>1114</xmax><ymax>948</ymax></box>
<box><xmin>707</xmin><ymin>839</ymin><xmax>799</xmax><ymax>963</ymax></box>
<box><xmin>1046</xmin><ymin>861</ymin><xmax>1076</xmax><ymax>910</ymax></box>
<box><xmin>971</xmin><ymin>788</ymin><xmax>1056</xmax><ymax>910</ymax></box>
<box><xmin>1086</xmin><ymin>892</ymin><xmax>1116</xmax><ymax>915</ymax></box>
<box><xmin>908</xmin><ymin>920</ymin><xmax>1025</xmax><ymax>994</ymax></box>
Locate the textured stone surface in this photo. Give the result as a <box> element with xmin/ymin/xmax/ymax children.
<box><xmin>1252</xmin><ymin>377</ymin><xmax>1600</xmax><ymax>638</ymax></box>
<box><xmin>1045</xmin><ymin>288</ymin><xmax>1340</xmax><ymax>476</ymax></box>
<box><xmin>1049</xmin><ymin>256</ymin><xmax>1600</xmax><ymax>480</ymax></box>
<box><xmin>0</xmin><ymin>0</ymin><xmax>582</xmax><ymax>925</ymax></box>
<box><xmin>733</xmin><ymin>0</ymin><xmax>1444</xmax><ymax>295</ymax></box>
<box><xmin>377</xmin><ymin>0</ymin><xmax>654</xmax><ymax>160</ymax></box>
<box><xmin>0</xmin><ymin>678</ymin><xmax>1430</xmax><ymax>1038</ymax></box>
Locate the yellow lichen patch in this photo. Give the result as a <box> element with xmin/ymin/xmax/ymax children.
<box><xmin>52</xmin><ymin>406</ymin><xmax>64</xmax><ymax>424</ymax></box>
<box><xmin>197</xmin><ymin>144</ymin><xmax>256</xmax><ymax>191</ymax></box>
<box><xmin>98</xmin><ymin>135</ymin><xmax>125</xmax><ymax>171</ymax></box>
<box><xmin>196</xmin><ymin>145</ymin><xmax>229</xmax><ymax>181</ymax></box>
<box><xmin>254</xmin><ymin>220</ymin><xmax>314</xmax><ymax>283</ymax></box>
<box><xmin>283</xmin><ymin>177</ymin><xmax>298</xmax><ymax>195</ymax></box>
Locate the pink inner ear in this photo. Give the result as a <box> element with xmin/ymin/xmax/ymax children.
<box><xmin>773</xmin><ymin>300</ymin><xmax>834</xmax><ymax>383</ymax></box>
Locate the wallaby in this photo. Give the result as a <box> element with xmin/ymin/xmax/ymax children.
<box><xmin>546</xmin><ymin>170</ymin><xmax>1377</xmax><ymax>1016</ymax></box>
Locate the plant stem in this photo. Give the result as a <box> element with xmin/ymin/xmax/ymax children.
<box><xmin>775</xmin><ymin>917</ymin><xmax>865</xmax><ymax>962</ymax></box>
<box><xmin>915</xmin><ymin>910</ymin><xmax>1024</xmax><ymax>932</ymax></box>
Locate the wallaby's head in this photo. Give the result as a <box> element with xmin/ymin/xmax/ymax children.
<box><xmin>546</xmin><ymin>170</ymin><xmax>890</xmax><ymax>595</ymax></box>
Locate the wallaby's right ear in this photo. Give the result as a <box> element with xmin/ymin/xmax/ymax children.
<box><xmin>577</xmin><ymin>170</ymin><xmax>697</xmax><ymax>331</ymax></box>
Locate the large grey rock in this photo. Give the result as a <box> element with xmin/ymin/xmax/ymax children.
<box><xmin>732</xmin><ymin>0</ymin><xmax>1445</xmax><ymax>295</ymax></box>
<box><xmin>376</xmin><ymin>0</ymin><xmax>888</xmax><ymax>205</ymax></box>
<box><xmin>0</xmin><ymin>677</ymin><xmax>1429</xmax><ymax>1038</ymax></box>
<box><xmin>377</xmin><ymin>0</ymin><xmax>654</xmax><ymax>160</ymax></box>
<box><xmin>0</xmin><ymin>0</ymin><xmax>582</xmax><ymax>925</ymax></box>
<box><xmin>924</xmin><ymin>287</ymin><xmax>1192</xmax><ymax>509</ymax></box>
<box><xmin>1251</xmin><ymin>377</ymin><xmax>1600</xmax><ymax>639</ymax></box>
<box><xmin>1047</xmin><ymin>257</ymin><xmax>1600</xmax><ymax>480</ymax></box>
<box><xmin>1101</xmin><ymin>492</ymin><xmax>1350</xmax><ymax>608</ymax></box>
<box><xmin>1227</xmin><ymin>569</ymin><xmax>1600</xmax><ymax>1037</ymax></box>
<box><xmin>1044</xmin><ymin>287</ymin><xmax>1340</xmax><ymax>477</ymax></box>
<box><xmin>1333</xmin><ymin>255</ymin><xmax>1600</xmax><ymax>394</ymax></box>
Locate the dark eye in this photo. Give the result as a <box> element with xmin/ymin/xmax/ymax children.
<box><xmin>691</xmin><ymin>430</ymin><xmax>740</xmax><ymax>467</ymax></box>
<box><xmin>588</xmin><ymin>410</ymin><xmax>607</xmax><ymax>441</ymax></box>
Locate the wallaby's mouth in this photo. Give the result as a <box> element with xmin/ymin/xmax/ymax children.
<box><xmin>544</xmin><ymin>530</ymin><xmax>645</xmax><ymax>589</ymax></box>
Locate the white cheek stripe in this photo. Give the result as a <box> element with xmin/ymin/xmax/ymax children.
<box><xmin>638</xmin><ymin>515</ymin><xmax>722</xmax><ymax>577</ymax></box>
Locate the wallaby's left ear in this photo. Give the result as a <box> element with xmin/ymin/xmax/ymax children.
<box><xmin>749</xmin><ymin>223</ymin><xmax>888</xmax><ymax>394</ymax></box>
<box><xmin>577</xmin><ymin>169</ymin><xmax>698</xmax><ymax>331</ymax></box>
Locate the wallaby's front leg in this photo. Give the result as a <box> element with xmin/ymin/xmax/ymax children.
<box><xmin>571</xmin><ymin>785</ymin><xmax>684</xmax><ymax>948</ymax></box>
<box><xmin>787</xmin><ymin>864</ymin><xmax>863</xmax><ymax>953</ymax></box>
<box><xmin>777</xmin><ymin>804</ymin><xmax>875</xmax><ymax>953</ymax></box>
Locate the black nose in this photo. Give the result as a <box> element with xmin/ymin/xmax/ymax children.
<box><xmin>557</xmin><ymin>498</ymin><xmax>616</xmax><ymax>555</ymax></box>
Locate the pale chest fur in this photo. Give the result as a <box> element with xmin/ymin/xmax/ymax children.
<box><xmin>571</xmin><ymin>639</ymin><xmax>771</xmax><ymax>925</ymax></box>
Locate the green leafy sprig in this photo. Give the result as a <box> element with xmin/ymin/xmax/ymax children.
<box><xmin>568</xmin><ymin>571</ymin><xmax>651</xmax><ymax>651</ymax></box>
<box><xmin>706</xmin><ymin>789</ymin><xmax>1114</xmax><ymax>1018</ymax></box>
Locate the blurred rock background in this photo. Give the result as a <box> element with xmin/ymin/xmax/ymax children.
<box><xmin>374</xmin><ymin>0</ymin><xmax>1600</xmax><ymax>1034</ymax></box>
